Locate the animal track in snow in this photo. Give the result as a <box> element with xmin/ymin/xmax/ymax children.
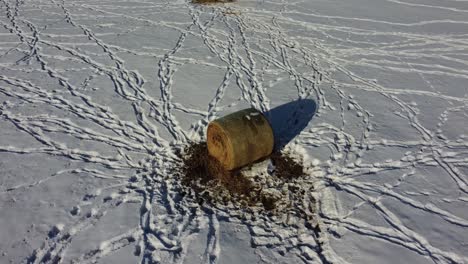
<box><xmin>0</xmin><ymin>0</ymin><xmax>468</xmax><ymax>263</ymax></box>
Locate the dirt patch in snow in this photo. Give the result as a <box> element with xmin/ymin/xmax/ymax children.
<box><xmin>179</xmin><ymin>142</ymin><xmax>313</xmax><ymax>214</ymax></box>
<box><xmin>270</xmin><ymin>151</ymin><xmax>304</xmax><ymax>180</ymax></box>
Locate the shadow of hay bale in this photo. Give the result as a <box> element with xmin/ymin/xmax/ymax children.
<box><xmin>264</xmin><ymin>99</ymin><xmax>317</xmax><ymax>150</ymax></box>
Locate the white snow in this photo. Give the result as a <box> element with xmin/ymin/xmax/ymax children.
<box><xmin>1</xmin><ymin>0</ymin><xmax>468</xmax><ymax>263</ymax></box>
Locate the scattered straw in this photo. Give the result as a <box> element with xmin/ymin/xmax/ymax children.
<box><xmin>179</xmin><ymin>142</ymin><xmax>309</xmax><ymax>213</ymax></box>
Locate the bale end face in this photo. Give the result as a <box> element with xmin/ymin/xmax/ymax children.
<box><xmin>207</xmin><ymin>121</ymin><xmax>234</xmax><ymax>169</ymax></box>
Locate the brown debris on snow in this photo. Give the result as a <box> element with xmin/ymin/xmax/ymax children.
<box><xmin>180</xmin><ymin>142</ymin><xmax>311</xmax><ymax>213</ymax></box>
<box><xmin>181</xmin><ymin>142</ymin><xmax>254</xmax><ymax>204</ymax></box>
<box><xmin>270</xmin><ymin>151</ymin><xmax>304</xmax><ymax>180</ymax></box>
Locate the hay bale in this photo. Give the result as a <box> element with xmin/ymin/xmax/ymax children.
<box><xmin>207</xmin><ymin>108</ymin><xmax>274</xmax><ymax>170</ymax></box>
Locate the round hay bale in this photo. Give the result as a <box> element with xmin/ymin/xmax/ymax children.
<box><xmin>207</xmin><ymin>108</ymin><xmax>274</xmax><ymax>170</ymax></box>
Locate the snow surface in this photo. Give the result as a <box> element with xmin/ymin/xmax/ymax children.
<box><xmin>1</xmin><ymin>0</ymin><xmax>468</xmax><ymax>263</ymax></box>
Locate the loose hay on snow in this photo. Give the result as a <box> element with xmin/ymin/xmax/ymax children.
<box><xmin>180</xmin><ymin>142</ymin><xmax>255</xmax><ymax>205</ymax></box>
<box><xmin>179</xmin><ymin>142</ymin><xmax>314</xmax><ymax>217</ymax></box>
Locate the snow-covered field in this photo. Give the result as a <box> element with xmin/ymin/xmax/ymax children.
<box><xmin>1</xmin><ymin>0</ymin><xmax>468</xmax><ymax>263</ymax></box>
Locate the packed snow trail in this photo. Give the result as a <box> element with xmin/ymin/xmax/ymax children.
<box><xmin>1</xmin><ymin>0</ymin><xmax>468</xmax><ymax>263</ymax></box>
